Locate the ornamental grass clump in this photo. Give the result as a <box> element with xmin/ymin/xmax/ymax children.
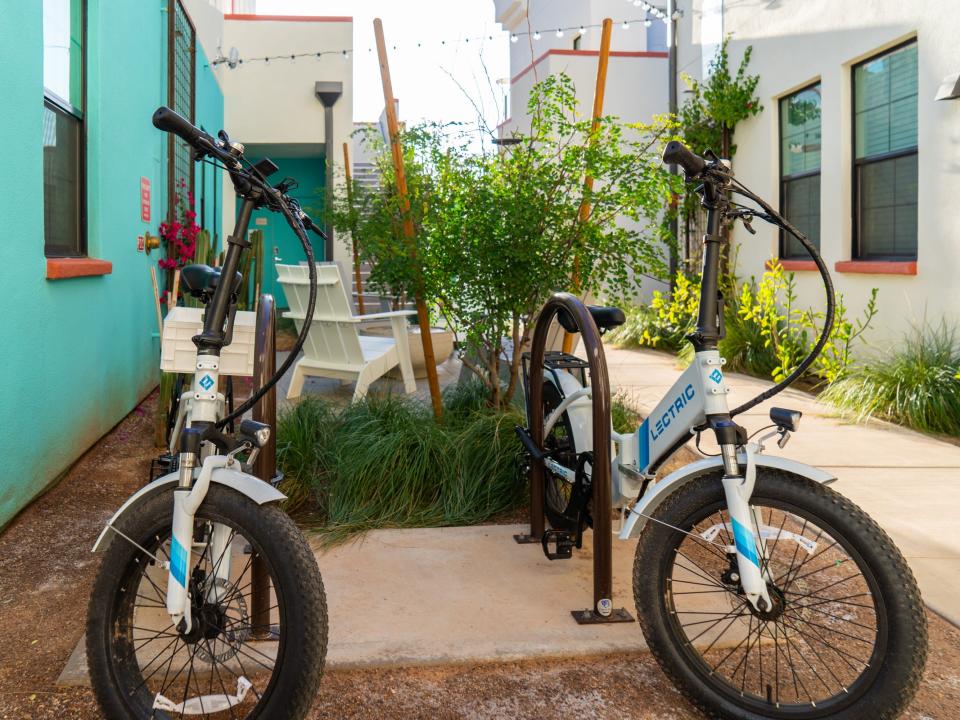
<box><xmin>823</xmin><ymin>322</ymin><xmax>960</xmax><ymax>436</ymax></box>
<box><xmin>276</xmin><ymin>383</ymin><xmax>524</xmax><ymax>543</ymax></box>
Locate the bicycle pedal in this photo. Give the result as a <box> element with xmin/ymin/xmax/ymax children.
<box><xmin>542</xmin><ymin>530</ymin><xmax>575</xmax><ymax>560</ymax></box>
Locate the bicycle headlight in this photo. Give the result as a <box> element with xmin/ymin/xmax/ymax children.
<box><xmin>239</xmin><ymin>419</ymin><xmax>271</xmax><ymax>448</ymax></box>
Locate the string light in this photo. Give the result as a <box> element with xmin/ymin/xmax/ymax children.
<box><xmin>208</xmin><ymin>11</ymin><xmax>675</xmax><ymax>70</ymax></box>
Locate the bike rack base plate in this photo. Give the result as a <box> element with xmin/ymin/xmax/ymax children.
<box><xmin>570</xmin><ymin>608</ymin><xmax>635</xmax><ymax>625</ymax></box>
<box><xmin>513</xmin><ymin>533</ymin><xmax>541</xmax><ymax>544</ymax></box>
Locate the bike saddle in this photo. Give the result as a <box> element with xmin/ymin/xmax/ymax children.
<box><xmin>180</xmin><ymin>264</ymin><xmax>243</xmax><ymax>301</ymax></box>
<box><xmin>557</xmin><ymin>305</ymin><xmax>626</xmax><ymax>334</ymax></box>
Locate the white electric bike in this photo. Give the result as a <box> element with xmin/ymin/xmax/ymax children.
<box><xmin>85</xmin><ymin>107</ymin><xmax>327</xmax><ymax>719</ymax></box>
<box><xmin>519</xmin><ymin>142</ymin><xmax>927</xmax><ymax>719</ymax></box>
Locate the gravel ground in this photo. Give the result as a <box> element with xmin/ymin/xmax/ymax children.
<box><xmin>0</xmin><ymin>394</ymin><xmax>958</xmax><ymax>719</ymax></box>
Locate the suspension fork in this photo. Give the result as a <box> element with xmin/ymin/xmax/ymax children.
<box><xmin>165</xmin><ymin>427</ymin><xmax>234</xmax><ymax>630</ymax></box>
<box><xmin>719</xmin><ymin>441</ymin><xmax>773</xmax><ymax>612</ymax></box>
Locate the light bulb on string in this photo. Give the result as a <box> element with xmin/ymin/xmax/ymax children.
<box><xmin>644</xmin><ymin>18</ymin><xmax>652</xmax><ymax>27</ymax></box>
<box><xmin>510</xmin><ymin>33</ymin><xmax>518</xmax><ymax>43</ymax></box>
<box><xmin>578</xmin><ymin>25</ymin><xmax>587</xmax><ymax>35</ymax></box>
<box><xmin>555</xmin><ymin>28</ymin><xmax>564</xmax><ymax>38</ymax></box>
<box><xmin>341</xmin><ymin>50</ymin><xmax>349</xmax><ymax>61</ymax></box>
<box><xmin>621</xmin><ymin>20</ymin><xmax>630</xmax><ymax>30</ymax></box>
<box><xmin>533</xmin><ymin>30</ymin><xmax>541</xmax><ymax>40</ymax></box>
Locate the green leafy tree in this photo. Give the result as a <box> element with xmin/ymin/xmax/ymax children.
<box><xmin>677</xmin><ymin>37</ymin><xmax>762</xmax><ymax>275</ymax></box>
<box><xmin>332</xmin><ymin>74</ymin><xmax>680</xmax><ymax>409</ymax></box>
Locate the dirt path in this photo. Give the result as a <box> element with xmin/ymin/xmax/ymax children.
<box><xmin>0</xmin><ymin>395</ymin><xmax>958</xmax><ymax>719</ymax></box>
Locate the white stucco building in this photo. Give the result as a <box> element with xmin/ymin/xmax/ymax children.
<box><xmin>185</xmin><ymin>1</ymin><xmax>354</xmax><ymax>304</ymax></box>
<box><xmin>676</xmin><ymin>0</ymin><xmax>960</xmax><ymax>343</ymax></box>
<box><xmin>494</xmin><ymin>0</ymin><xmax>669</xmax><ymax>139</ymax></box>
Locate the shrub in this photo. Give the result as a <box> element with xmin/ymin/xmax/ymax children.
<box><xmin>609</xmin><ymin>261</ymin><xmax>878</xmax><ymax>387</ymax></box>
<box><xmin>276</xmin><ymin>387</ymin><xmax>525</xmax><ymax>543</ymax></box>
<box><xmin>608</xmin><ymin>272</ymin><xmax>700</xmax><ymax>353</ymax></box>
<box><xmin>823</xmin><ymin>322</ymin><xmax>960</xmax><ymax>435</ymax></box>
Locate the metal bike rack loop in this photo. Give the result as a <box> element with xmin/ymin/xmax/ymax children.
<box><xmin>251</xmin><ymin>293</ymin><xmax>277</xmax><ymax>639</ymax></box>
<box><xmin>521</xmin><ymin>292</ymin><xmax>634</xmax><ymax>624</ymax></box>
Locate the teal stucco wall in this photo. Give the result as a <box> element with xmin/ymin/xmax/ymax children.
<box><xmin>249</xmin><ymin>155</ymin><xmax>326</xmax><ymax>306</ymax></box>
<box><xmin>0</xmin><ymin>0</ymin><xmax>224</xmax><ymax>528</ymax></box>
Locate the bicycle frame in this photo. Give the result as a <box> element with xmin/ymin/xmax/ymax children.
<box><xmin>528</xmin><ymin>182</ymin><xmax>793</xmax><ymax>613</ymax></box>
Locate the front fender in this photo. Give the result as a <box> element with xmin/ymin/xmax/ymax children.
<box><xmin>618</xmin><ymin>453</ymin><xmax>836</xmax><ymax>540</ymax></box>
<box><xmin>92</xmin><ymin>468</ymin><xmax>286</xmax><ymax>552</ymax></box>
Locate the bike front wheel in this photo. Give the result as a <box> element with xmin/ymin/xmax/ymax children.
<box><xmin>87</xmin><ymin>485</ymin><xmax>327</xmax><ymax>719</ymax></box>
<box><xmin>633</xmin><ymin>469</ymin><xmax>927</xmax><ymax>720</ymax></box>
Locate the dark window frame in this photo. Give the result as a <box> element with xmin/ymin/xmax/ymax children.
<box><xmin>851</xmin><ymin>38</ymin><xmax>918</xmax><ymax>261</ymax></box>
<box><xmin>42</xmin><ymin>0</ymin><xmax>87</xmax><ymax>258</ymax></box>
<box><xmin>778</xmin><ymin>80</ymin><xmax>822</xmax><ymax>259</ymax></box>
<box><xmin>167</xmin><ymin>0</ymin><xmax>196</xmax><ymax>222</ymax></box>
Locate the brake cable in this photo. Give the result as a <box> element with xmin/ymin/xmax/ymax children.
<box><xmin>720</xmin><ymin>177</ymin><xmax>836</xmax><ymax>418</ymax></box>
<box><xmin>214</xmin><ymin>172</ymin><xmax>321</xmax><ymax>430</ymax></box>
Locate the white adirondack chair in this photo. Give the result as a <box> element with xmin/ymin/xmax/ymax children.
<box><xmin>277</xmin><ymin>263</ymin><xmax>417</xmax><ymax>401</ymax></box>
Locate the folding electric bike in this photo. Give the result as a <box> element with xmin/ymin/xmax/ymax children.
<box><xmin>86</xmin><ymin>107</ymin><xmax>327</xmax><ymax>719</ymax></box>
<box><xmin>517</xmin><ymin>141</ymin><xmax>927</xmax><ymax>719</ymax></box>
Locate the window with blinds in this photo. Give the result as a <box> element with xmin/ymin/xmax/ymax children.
<box><xmin>853</xmin><ymin>41</ymin><xmax>918</xmax><ymax>259</ymax></box>
<box><xmin>42</xmin><ymin>0</ymin><xmax>85</xmax><ymax>257</ymax></box>
<box><xmin>779</xmin><ymin>83</ymin><xmax>821</xmax><ymax>258</ymax></box>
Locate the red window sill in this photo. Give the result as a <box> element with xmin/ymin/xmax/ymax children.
<box><xmin>767</xmin><ymin>259</ymin><xmax>817</xmax><ymax>271</ymax></box>
<box><xmin>46</xmin><ymin>257</ymin><xmax>113</xmax><ymax>280</ymax></box>
<box><xmin>834</xmin><ymin>260</ymin><xmax>916</xmax><ymax>275</ymax></box>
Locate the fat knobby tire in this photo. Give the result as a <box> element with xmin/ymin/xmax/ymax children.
<box><xmin>86</xmin><ymin>485</ymin><xmax>328</xmax><ymax>719</ymax></box>
<box><xmin>632</xmin><ymin>469</ymin><xmax>927</xmax><ymax>720</ymax></box>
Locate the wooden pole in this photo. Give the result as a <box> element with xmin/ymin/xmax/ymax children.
<box><xmin>374</xmin><ymin>18</ymin><xmax>443</xmax><ymax>421</ymax></box>
<box><xmin>343</xmin><ymin>141</ymin><xmax>365</xmax><ymax>315</ymax></box>
<box><xmin>168</xmin><ymin>268</ymin><xmax>181</xmax><ymax>312</ymax></box>
<box><xmin>150</xmin><ymin>267</ymin><xmax>164</xmax><ymax>335</ymax></box>
<box><xmin>250</xmin><ymin>293</ymin><xmax>276</xmax><ymax>639</ymax></box>
<box><xmin>563</xmin><ymin>17</ymin><xmax>614</xmax><ymax>354</ymax></box>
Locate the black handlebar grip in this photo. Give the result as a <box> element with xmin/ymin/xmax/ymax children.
<box><xmin>662</xmin><ymin>140</ymin><xmax>707</xmax><ymax>177</ymax></box>
<box><xmin>152</xmin><ymin>106</ymin><xmax>211</xmax><ymax>148</ymax></box>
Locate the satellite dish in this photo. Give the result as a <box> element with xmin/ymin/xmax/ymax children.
<box><xmin>228</xmin><ymin>47</ymin><xmax>240</xmax><ymax>69</ymax></box>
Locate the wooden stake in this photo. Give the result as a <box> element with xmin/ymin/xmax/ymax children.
<box><xmin>374</xmin><ymin>18</ymin><xmax>444</xmax><ymax>421</ymax></box>
<box><xmin>563</xmin><ymin>17</ymin><xmax>614</xmax><ymax>354</ymax></box>
<box><xmin>343</xmin><ymin>141</ymin><xmax>365</xmax><ymax>315</ymax></box>
<box><xmin>150</xmin><ymin>266</ymin><xmax>164</xmax><ymax>336</ymax></box>
<box><xmin>168</xmin><ymin>268</ymin><xmax>181</xmax><ymax>312</ymax></box>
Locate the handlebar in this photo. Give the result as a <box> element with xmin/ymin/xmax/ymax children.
<box><xmin>662</xmin><ymin>140</ymin><xmax>708</xmax><ymax>178</ymax></box>
<box><xmin>152</xmin><ymin>106</ymin><xmax>216</xmax><ymax>152</ymax></box>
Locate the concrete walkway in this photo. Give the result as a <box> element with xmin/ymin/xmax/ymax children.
<box><xmin>605</xmin><ymin>346</ymin><xmax>960</xmax><ymax>626</ymax></box>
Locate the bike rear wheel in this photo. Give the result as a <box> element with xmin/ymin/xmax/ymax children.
<box><xmin>87</xmin><ymin>485</ymin><xmax>327</xmax><ymax>719</ymax></box>
<box><xmin>541</xmin><ymin>381</ymin><xmax>580</xmax><ymax>531</ymax></box>
<box><xmin>633</xmin><ymin>469</ymin><xmax>926</xmax><ymax>720</ymax></box>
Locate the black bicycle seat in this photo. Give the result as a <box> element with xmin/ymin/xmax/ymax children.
<box><xmin>180</xmin><ymin>264</ymin><xmax>242</xmax><ymax>301</ymax></box>
<box><xmin>557</xmin><ymin>305</ymin><xmax>626</xmax><ymax>334</ymax></box>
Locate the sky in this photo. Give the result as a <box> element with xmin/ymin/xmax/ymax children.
<box><xmin>255</xmin><ymin>0</ymin><xmax>511</xmax><ymax>138</ymax></box>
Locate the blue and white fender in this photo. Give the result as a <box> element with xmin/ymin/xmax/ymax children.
<box><xmin>618</xmin><ymin>452</ymin><xmax>836</xmax><ymax>540</ymax></box>
<box><xmin>92</xmin><ymin>467</ymin><xmax>286</xmax><ymax>552</ymax></box>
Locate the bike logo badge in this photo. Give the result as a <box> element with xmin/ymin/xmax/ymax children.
<box><xmin>709</xmin><ymin>368</ymin><xmax>723</xmax><ymax>384</ymax></box>
<box><xmin>597</xmin><ymin>598</ymin><xmax>612</xmax><ymax>617</ymax></box>
<box><xmin>199</xmin><ymin>374</ymin><xmax>215</xmax><ymax>391</ymax></box>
